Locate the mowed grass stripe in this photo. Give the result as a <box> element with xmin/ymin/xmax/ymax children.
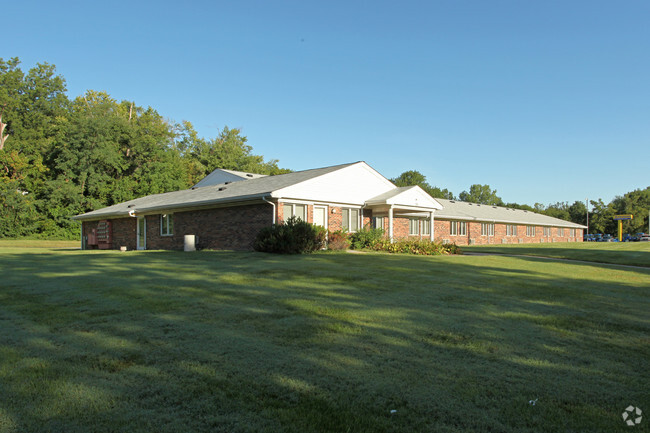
<box><xmin>0</xmin><ymin>247</ymin><xmax>648</xmax><ymax>432</ymax></box>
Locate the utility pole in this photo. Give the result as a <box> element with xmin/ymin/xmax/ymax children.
<box><xmin>586</xmin><ymin>198</ymin><xmax>589</xmax><ymax>235</ymax></box>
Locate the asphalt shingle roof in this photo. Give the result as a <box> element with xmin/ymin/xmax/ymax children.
<box><xmin>73</xmin><ymin>162</ymin><xmax>359</xmax><ymax>220</ymax></box>
<box><xmin>435</xmin><ymin>198</ymin><xmax>587</xmax><ymax>228</ymax></box>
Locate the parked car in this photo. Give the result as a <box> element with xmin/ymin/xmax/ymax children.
<box><xmin>602</xmin><ymin>234</ymin><xmax>615</xmax><ymax>242</ymax></box>
<box><xmin>594</xmin><ymin>234</ymin><xmax>604</xmax><ymax>242</ymax></box>
<box><xmin>639</xmin><ymin>234</ymin><xmax>650</xmax><ymax>242</ymax></box>
<box><xmin>623</xmin><ymin>234</ymin><xmax>635</xmax><ymax>242</ymax></box>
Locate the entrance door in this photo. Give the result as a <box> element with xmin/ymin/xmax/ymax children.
<box><xmin>313</xmin><ymin>206</ymin><xmax>327</xmax><ymax>229</ymax></box>
<box><xmin>137</xmin><ymin>217</ymin><xmax>146</xmax><ymax>250</ymax></box>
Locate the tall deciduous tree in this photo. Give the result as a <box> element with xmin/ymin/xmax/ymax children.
<box><xmin>459</xmin><ymin>184</ymin><xmax>503</xmax><ymax>205</ymax></box>
<box><xmin>391</xmin><ymin>170</ymin><xmax>454</xmax><ymax>199</ymax></box>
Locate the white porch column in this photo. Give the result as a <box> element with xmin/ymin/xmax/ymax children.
<box><xmin>430</xmin><ymin>211</ymin><xmax>434</xmax><ymax>241</ymax></box>
<box><xmin>388</xmin><ymin>206</ymin><xmax>394</xmax><ymax>243</ymax></box>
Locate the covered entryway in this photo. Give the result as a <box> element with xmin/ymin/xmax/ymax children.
<box><xmin>365</xmin><ymin>186</ymin><xmax>443</xmax><ymax>242</ymax></box>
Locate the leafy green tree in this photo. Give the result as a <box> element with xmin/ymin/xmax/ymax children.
<box><xmin>391</xmin><ymin>170</ymin><xmax>454</xmax><ymax>199</ymax></box>
<box><xmin>568</xmin><ymin>201</ymin><xmax>588</xmax><ymax>226</ymax></box>
<box><xmin>609</xmin><ymin>187</ymin><xmax>650</xmax><ymax>234</ymax></box>
<box><xmin>459</xmin><ymin>184</ymin><xmax>503</xmax><ymax>205</ymax></box>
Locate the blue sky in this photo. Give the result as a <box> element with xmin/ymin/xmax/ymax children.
<box><xmin>5</xmin><ymin>0</ymin><xmax>649</xmax><ymax>206</ymax></box>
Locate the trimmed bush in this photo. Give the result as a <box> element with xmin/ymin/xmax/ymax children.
<box><xmin>348</xmin><ymin>226</ymin><xmax>385</xmax><ymax>249</ymax></box>
<box><xmin>254</xmin><ymin>216</ymin><xmax>327</xmax><ymax>254</ymax></box>
<box><xmin>370</xmin><ymin>239</ymin><xmax>461</xmax><ymax>255</ymax></box>
<box><xmin>326</xmin><ymin>230</ymin><xmax>350</xmax><ymax>250</ymax></box>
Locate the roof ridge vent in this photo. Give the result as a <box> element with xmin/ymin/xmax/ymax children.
<box><xmin>246</xmin><ymin>174</ymin><xmax>254</xmax><ymax>177</ymax></box>
<box><xmin>218</xmin><ymin>187</ymin><xmax>227</xmax><ymax>191</ymax></box>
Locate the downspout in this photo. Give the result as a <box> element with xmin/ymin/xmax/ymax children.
<box><xmin>262</xmin><ymin>196</ymin><xmax>276</xmax><ymax>224</ymax></box>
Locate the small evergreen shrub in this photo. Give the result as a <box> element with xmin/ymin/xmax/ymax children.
<box><xmin>348</xmin><ymin>226</ymin><xmax>385</xmax><ymax>249</ymax></box>
<box><xmin>370</xmin><ymin>239</ymin><xmax>461</xmax><ymax>255</ymax></box>
<box><xmin>254</xmin><ymin>216</ymin><xmax>327</xmax><ymax>254</ymax></box>
<box><xmin>327</xmin><ymin>230</ymin><xmax>350</xmax><ymax>250</ymax></box>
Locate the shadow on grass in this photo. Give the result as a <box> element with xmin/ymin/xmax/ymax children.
<box><xmin>0</xmin><ymin>250</ymin><xmax>648</xmax><ymax>432</ymax></box>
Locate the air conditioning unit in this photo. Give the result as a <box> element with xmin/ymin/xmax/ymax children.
<box><xmin>469</xmin><ymin>239</ymin><xmax>475</xmax><ymax>245</ymax></box>
<box><xmin>442</xmin><ymin>239</ymin><xmax>450</xmax><ymax>244</ymax></box>
<box><xmin>518</xmin><ymin>238</ymin><xmax>524</xmax><ymax>244</ymax></box>
<box><xmin>501</xmin><ymin>238</ymin><xmax>508</xmax><ymax>244</ymax></box>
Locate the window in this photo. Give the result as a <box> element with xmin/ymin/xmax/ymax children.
<box><xmin>422</xmin><ymin>219</ymin><xmax>430</xmax><ymax>236</ymax></box>
<box><xmin>372</xmin><ymin>217</ymin><xmax>384</xmax><ymax>230</ymax></box>
<box><xmin>283</xmin><ymin>203</ymin><xmax>307</xmax><ymax>221</ymax></box>
<box><xmin>481</xmin><ymin>223</ymin><xmax>494</xmax><ymax>236</ymax></box>
<box><xmin>558</xmin><ymin>228</ymin><xmax>564</xmax><ymax>237</ymax></box>
<box><xmin>160</xmin><ymin>214</ymin><xmax>173</xmax><ymax>236</ymax></box>
<box><xmin>506</xmin><ymin>225</ymin><xmax>517</xmax><ymax>236</ymax></box>
<box><xmin>342</xmin><ymin>208</ymin><xmax>360</xmax><ymax>232</ymax></box>
<box><xmin>526</xmin><ymin>226</ymin><xmax>536</xmax><ymax>237</ymax></box>
<box><xmin>451</xmin><ymin>221</ymin><xmax>467</xmax><ymax>236</ymax></box>
<box><xmin>409</xmin><ymin>218</ymin><xmax>419</xmax><ymax>235</ymax></box>
<box><xmin>543</xmin><ymin>227</ymin><xmax>552</xmax><ymax>237</ymax></box>
<box><xmin>570</xmin><ymin>228</ymin><xmax>576</xmax><ymax>237</ymax></box>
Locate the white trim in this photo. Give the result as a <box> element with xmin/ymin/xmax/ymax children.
<box><xmin>389</xmin><ymin>206</ymin><xmax>394</xmax><ymax>243</ymax></box>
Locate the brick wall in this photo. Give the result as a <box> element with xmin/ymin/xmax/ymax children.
<box><xmin>434</xmin><ymin>221</ymin><xmax>583</xmax><ymax>245</ymax></box>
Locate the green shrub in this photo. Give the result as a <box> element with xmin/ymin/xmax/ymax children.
<box><xmin>371</xmin><ymin>239</ymin><xmax>461</xmax><ymax>255</ymax></box>
<box><xmin>327</xmin><ymin>230</ymin><xmax>350</xmax><ymax>250</ymax></box>
<box><xmin>254</xmin><ymin>216</ymin><xmax>327</xmax><ymax>254</ymax></box>
<box><xmin>348</xmin><ymin>226</ymin><xmax>385</xmax><ymax>249</ymax></box>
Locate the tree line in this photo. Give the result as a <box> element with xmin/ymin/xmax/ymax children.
<box><xmin>1</xmin><ymin>57</ymin><xmax>647</xmax><ymax>239</ymax></box>
<box><xmin>0</xmin><ymin>58</ymin><xmax>288</xmax><ymax>238</ymax></box>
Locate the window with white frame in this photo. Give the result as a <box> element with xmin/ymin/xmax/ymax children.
<box><xmin>506</xmin><ymin>224</ymin><xmax>517</xmax><ymax>236</ymax></box>
<box><xmin>342</xmin><ymin>208</ymin><xmax>360</xmax><ymax>232</ymax></box>
<box><xmin>481</xmin><ymin>223</ymin><xmax>495</xmax><ymax>236</ymax></box>
<box><xmin>570</xmin><ymin>228</ymin><xmax>576</xmax><ymax>237</ymax></box>
<box><xmin>526</xmin><ymin>226</ymin><xmax>536</xmax><ymax>236</ymax></box>
<box><xmin>160</xmin><ymin>214</ymin><xmax>173</xmax><ymax>236</ymax></box>
<box><xmin>409</xmin><ymin>218</ymin><xmax>419</xmax><ymax>235</ymax></box>
<box><xmin>422</xmin><ymin>219</ymin><xmax>430</xmax><ymax>236</ymax></box>
<box><xmin>543</xmin><ymin>227</ymin><xmax>552</xmax><ymax>237</ymax></box>
<box><xmin>450</xmin><ymin>221</ymin><xmax>466</xmax><ymax>236</ymax></box>
<box><xmin>558</xmin><ymin>227</ymin><xmax>564</xmax><ymax>237</ymax></box>
<box><xmin>282</xmin><ymin>203</ymin><xmax>307</xmax><ymax>221</ymax></box>
<box><xmin>372</xmin><ymin>217</ymin><xmax>384</xmax><ymax>230</ymax></box>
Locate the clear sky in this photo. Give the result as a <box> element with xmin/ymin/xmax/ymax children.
<box><xmin>5</xmin><ymin>0</ymin><xmax>649</xmax><ymax>206</ymax></box>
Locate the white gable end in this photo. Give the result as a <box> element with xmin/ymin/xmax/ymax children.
<box><xmin>272</xmin><ymin>162</ymin><xmax>394</xmax><ymax>204</ymax></box>
<box><xmin>385</xmin><ymin>187</ymin><xmax>443</xmax><ymax>209</ymax></box>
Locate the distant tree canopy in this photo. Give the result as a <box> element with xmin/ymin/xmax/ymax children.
<box><xmin>390</xmin><ymin>170</ymin><xmax>454</xmax><ymax>200</ymax></box>
<box><xmin>459</xmin><ymin>184</ymin><xmax>503</xmax><ymax>206</ymax></box>
<box><xmin>0</xmin><ymin>57</ymin><xmax>288</xmax><ymax>239</ymax></box>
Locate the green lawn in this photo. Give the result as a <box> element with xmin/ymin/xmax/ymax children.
<box><xmin>463</xmin><ymin>241</ymin><xmax>650</xmax><ymax>268</ymax></box>
<box><xmin>0</xmin><ymin>246</ymin><xmax>648</xmax><ymax>432</ymax></box>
